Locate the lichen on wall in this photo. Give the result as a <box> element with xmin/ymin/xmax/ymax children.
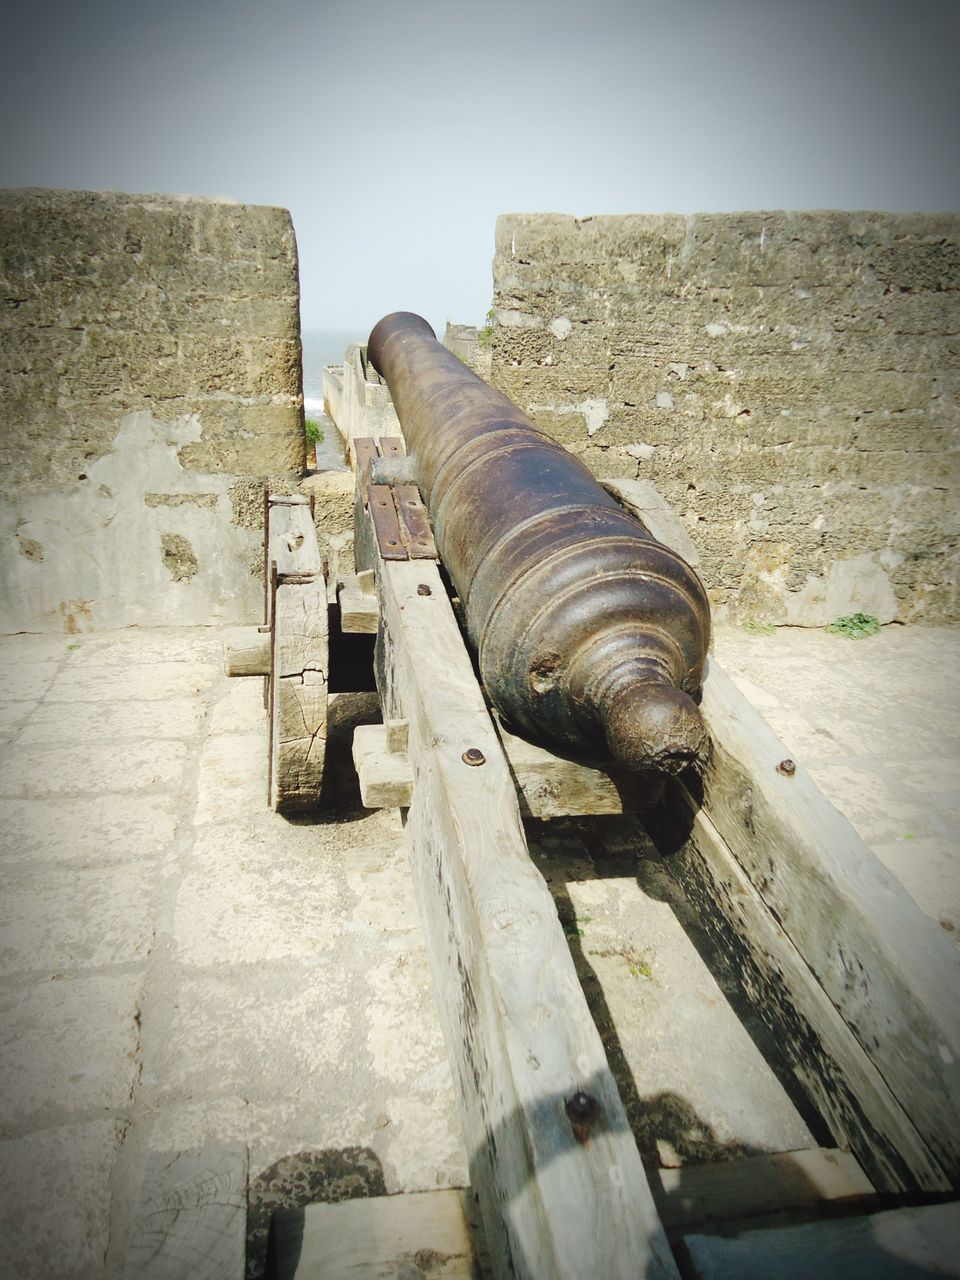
<box><xmin>0</xmin><ymin>189</ymin><xmax>304</xmax><ymax>632</ymax></box>
<box><xmin>490</xmin><ymin>212</ymin><xmax>960</xmax><ymax>624</ymax></box>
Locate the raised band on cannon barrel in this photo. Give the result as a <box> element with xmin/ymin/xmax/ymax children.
<box><xmin>367</xmin><ymin>311</ymin><xmax>711</xmax><ymax>775</ymax></box>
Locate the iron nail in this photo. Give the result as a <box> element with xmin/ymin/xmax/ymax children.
<box><xmin>462</xmin><ymin>748</ymin><xmax>485</xmax><ymax>766</ymax></box>
<box><xmin>417</xmin><ymin>584</ymin><xmax>432</xmax><ymax>596</ymax></box>
<box><xmin>777</xmin><ymin>758</ymin><xmax>796</xmax><ymax>776</ymax></box>
<box><xmin>565</xmin><ymin>1091</ymin><xmax>599</xmax><ymax>1144</ymax></box>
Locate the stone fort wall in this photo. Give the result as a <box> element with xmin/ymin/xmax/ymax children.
<box><xmin>489</xmin><ymin>212</ymin><xmax>959</xmax><ymax>624</ymax></box>
<box><xmin>0</xmin><ymin>189</ymin><xmax>303</xmax><ymax>632</ymax></box>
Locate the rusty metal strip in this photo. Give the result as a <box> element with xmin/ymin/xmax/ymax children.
<box><xmin>367</xmin><ymin>484</ymin><xmax>409</xmax><ymax>560</ymax></box>
<box><xmin>354</xmin><ymin>437</ymin><xmax>379</xmax><ymax>505</ymax></box>
<box><xmin>394</xmin><ymin>484</ymin><xmax>439</xmax><ymax>560</ymax></box>
<box><xmin>378</xmin><ymin>436</ymin><xmax>406</xmax><ymax>462</ymax></box>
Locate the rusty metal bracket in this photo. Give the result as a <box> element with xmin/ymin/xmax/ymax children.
<box><xmin>355</xmin><ymin>436</ymin><xmax>438</xmax><ymax>562</ymax></box>
<box><xmin>395</xmin><ymin>484</ymin><xmax>438</xmax><ymax>559</ymax></box>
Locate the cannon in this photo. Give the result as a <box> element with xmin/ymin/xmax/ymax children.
<box><xmin>225</xmin><ymin>323</ymin><xmax>960</xmax><ymax>1280</ymax></box>
<box><xmin>367</xmin><ymin>311</ymin><xmax>711</xmax><ymax>775</ymax></box>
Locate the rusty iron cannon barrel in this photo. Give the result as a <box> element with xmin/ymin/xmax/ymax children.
<box><xmin>367</xmin><ymin>311</ymin><xmax>711</xmax><ymax>774</ymax></box>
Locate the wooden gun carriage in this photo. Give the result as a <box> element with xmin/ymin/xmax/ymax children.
<box><xmin>223</xmin><ymin>321</ymin><xmax>960</xmax><ymax>1279</ymax></box>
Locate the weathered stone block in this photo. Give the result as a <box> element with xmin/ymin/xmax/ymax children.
<box><xmin>491</xmin><ymin>210</ymin><xmax>960</xmax><ymax>622</ymax></box>
<box><xmin>0</xmin><ymin>189</ymin><xmax>304</xmax><ymax>632</ymax></box>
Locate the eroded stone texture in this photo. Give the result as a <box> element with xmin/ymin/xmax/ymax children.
<box><xmin>490</xmin><ymin>212</ymin><xmax>960</xmax><ymax>623</ymax></box>
<box><xmin>0</xmin><ymin>189</ymin><xmax>304</xmax><ymax>631</ymax></box>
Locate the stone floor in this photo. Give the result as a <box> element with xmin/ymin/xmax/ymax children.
<box><xmin>0</xmin><ymin>622</ymin><xmax>956</xmax><ymax>1278</ymax></box>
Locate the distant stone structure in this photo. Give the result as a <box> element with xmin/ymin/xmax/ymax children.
<box><xmin>489</xmin><ymin>213</ymin><xmax>959</xmax><ymax>624</ymax></box>
<box><xmin>0</xmin><ymin>189</ymin><xmax>303</xmax><ymax>632</ymax></box>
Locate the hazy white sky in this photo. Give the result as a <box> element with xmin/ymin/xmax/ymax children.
<box><xmin>2</xmin><ymin>0</ymin><xmax>957</xmax><ymax>334</ymax></box>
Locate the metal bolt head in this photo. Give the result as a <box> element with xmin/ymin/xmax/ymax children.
<box><xmin>777</xmin><ymin>758</ymin><xmax>796</xmax><ymax>776</ymax></box>
<box><xmin>565</xmin><ymin>1090</ymin><xmax>600</xmax><ymax>1145</ymax></box>
<box><xmin>417</xmin><ymin>583</ymin><xmax>432</xmax><ymax>596</ymax></box>
<box><xmin>565</xmin><ymin>1091</ymin><xmax>598</xmax><ymax>1123</ymax></box>
<box><xmin>462</xmin><ymin>747</ymin><xmax>485</xmax><ymax>766</ymax></box>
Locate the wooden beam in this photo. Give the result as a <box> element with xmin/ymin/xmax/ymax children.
<box><xmin>650</xmin><ymin>1147</ymin><xmax>875</xmax><ymax>1234</ymax></box>
<box><xmin>682</xmin><ymin>1199</ymin><xmax>960</xmax><ymax>1280</ymax></box>
<box><xmin>655</xmin><ymin>788</ymin><xmax>948</xmax><ymax>1194</ymax></box>
<box><xmin>352</xmin><ymin>722</ymin><xmax>414</xmax><ymax>809</ymax></box>
<box><xmin>269</xmin><ymin>581</ymin><xmax>327</xmax><ymax>813</ymax></box>
<box><xmin>495</xmin><ymin>714</ymin><xmax>663</xmax><ymax>818</ymax></box>
<box><xmin>374</xmin><ymin>549</ymin><xmax>678</xmax><ymax>1280</ymax></box>
<box><xmin>222</xmin><ymin>625</ymin><xmax>271</xmax><ymax>677</ymax></box>
<box><xmin>338</xmin><ymin>574</ymin><xmax>380</xmax><ymax>634</ymax></box>
<box><xmin>693</xmin><ymin>659</ymin><xmax>960</xmax><ymax>1188</ymax></box>
<box><xmin>123</xmin><ymin>1143</ymin><xmax>247</xmax><ymax>1280</ymax></box>
<box><xmin>268</xmin><ymin>1188</ymin><xmax>478</xmax><ymax>1280</ymax></box>
<box><xmin>267</xmin><ymin>493</ymin><xmax>322</xmax><ymax>581</ymax></box>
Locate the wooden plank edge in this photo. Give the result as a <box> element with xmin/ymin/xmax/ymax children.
<box><xmin>649</xmin><ymin>788</ymin><xmax>949</xmax><ymax>1193</ymax></box>
<box><xmin>698</xmin><ymin>658</ymin><xmax>960</xmax><ymax>1183</ymax></box>
<box><xmin>376</xmin><ymin>553</ymin><xmax>679</xmax><ymax>1280</ymax></box>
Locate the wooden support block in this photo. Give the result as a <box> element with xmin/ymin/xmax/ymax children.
<box><xmin>374</xmin><ymin>550</ymin><xmax>678</xmax><ymax>1280</ymax></box>
<box><xmin>352</xmin><ymin>722</ymin><xmax>414</xmax><ymax>809</ymax></box>
<box><xmin>495</xmin><ymin>715</ymin><xmax>663</xmax><ymax>818</ymax></box>
<box><xmin>269</xmin><ymin>580</ymin><xmax>328</xmax><ymax>814</ymax></box>
<box><xmin>692</xmin><ymin>659</ymin><xmax>960</xmax><ymax>1189</ymax></box>
<box><xmin>682</xmin><ymin>1199</ymin><xmax>960</xmax><ymax>1280</ymax></box>
<box><xmin>650</xmin><ymin>1147</ymin><xmax>875</xmax><ymax>1233</ymax></box>
<box><xmin>338</xmin><ymin>575</ymin><xmax>380</xmax><ymax>633</ymax></box>
<box><xmin>269</xmin><ymin>1188</ymin><xmax>477</xmax><ymax>1280</ymax></box>
<box><xmin>123</xmin><ymin>1143</ymin><xmax>247</xmax><ymax>1280</ymax></box>
<box><xmin>267</xmin><ymin>493</ymin><xmax>322</xmax><ymax>581</ymax></box>
<box><xmin>222</xmin><ymin>625</ymin><xmax>272</xmax><ymax>677</ymax></box>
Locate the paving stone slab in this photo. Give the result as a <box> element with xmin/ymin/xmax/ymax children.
<box><xmin>18</xmin><ymin>698</ymin><xmax>208</xmax><ymax>744</ymax></box>
<box><xmin>0</xmin><ymin>861</ymin><xmax>158</xmax><ymax>976</ymax></box>
<box><xmin>150</xmin><ymin>962</ymin><xmax>359</xmax><ymax>1105</ymax></box>
<box><xmin>0</xmin><ymin>796</ymin><xmax>179</xmax><ymax>863</ymax></box>
<box><xmin>46</xmin><ymin>661</ymin><xmax>219</xmax><ymax>703</ymax></box>
<box><xmin>0</xmin><ymin>663</ymin><xmax>61</xmax><ymax>701</ymax></box>
<box><xmin>62</xmin><ymin>630</ymin><xmax>222</xmax><ymax>666</ymax></box>
<box><xmin>173</xmin><ymin>823</ymin><xmax>345</xmax><ymax>966</ymax></box>
<box><xmin>0</xmin><ymin>701</ymin><xmax>37</xmax><ymax>739</ymax></box>
<box><xmin>0</xmin><ymin>973</ymin><xmax>143</xmax><ymax>1132</ymax></box>
<box><xmin>0</xmin><ymin>1120</ymin><xmax>124</xmax><ymax>1280</ymax></box>
<box><xmin>193</xmin><ymin>733</ymin><xmax>266</xmax><ymax>824</ymax></box>
<box><xmin>0</xmin><ymin>741</ymin><xmax>187</xmax><ymax>798</ymax></box>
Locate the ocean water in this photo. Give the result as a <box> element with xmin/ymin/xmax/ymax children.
<box><xmin>301</xmin><ymin>328</ymin><xmax>365</xmax><ymax>469</ymax></box>
<box><xmin>301</xmin><ymin>328</ymin><xmax>365</xmax><ymax>410</ymax></box>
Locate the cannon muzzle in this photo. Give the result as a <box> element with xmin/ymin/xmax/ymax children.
<box><xmin>367</xmin><ymin>311</ymin><xmax>710</xmax><ymax>774</ymax></box>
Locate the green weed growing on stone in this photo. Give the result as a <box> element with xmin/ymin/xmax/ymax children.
<box><xmin>827</xmin><ymin>612</ymin><xmax>880</xmax><ymax>638</ymax></box>
<box><xmin>743</xmin><ymin>618</ymin><xmax>776</xmax><ymax>636</ymax></box>
<box><xmin>477</xmin><ymin>308</ymin><xmax>495</xmax><ymax>348</ymax></box>
<box><xmin>305</xmin><ymin>418</ymin><xmax>324</xmax><ymax>446</ymax></box>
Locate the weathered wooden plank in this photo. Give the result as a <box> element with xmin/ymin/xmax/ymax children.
<box><xmin>338</xmin><ymin>575</ymin><xmax>380</xmax><ymax>634</ymax></box>
<box><xmin>352</xmin><ymin>722</ymin><xmax>414</xmax><ymax>808</ymax></box>
<box><xmin>653</xmin><ymin>788</ymin><xmax>948</xmax><ymax>1193</ymax></box>
<box><xmin>602</xmin><ymin>478</ymin><xmax>702</xmax><ymax>569</ymax></box>
<box><xmin>375</xmin><ymin>551</ymin><xmax>678</xmax><ymax>1280</ymax></box>
<box><xmin>269</xmin><ymin>1188</ymin><xmax>477</xmax><ymax>1280</ymax></box>
<box><xmin>495</xmin><ymin>715</ymin><xmax>663</xmax><ymax>818</ymax></box>
<box><xmin>269</xmin><ymin>580</ymin><xmax>328</xmax><ymax>814</ymax></box>
<box><xmin>222</xmin><ymin>625</ymin><xmax>272</xmax><ymax>676</ymax></box>
<box><xmin>123</xmin><ymin>1143</ymin><xmax>247</xmax><ymax>1280</ymax></box>
<box><xmin>697</xmin><ymin>659</ymin><xmax>960</xmax><ymax>1185</ymax></box>
<box><xmin>268</xmin><ymin>494</ymin><xmax>322</xmax><ymax>581</ymax></box>
<box><xmin>650</xmin><ymin>1147</ymin><xmax>874</xmax><ymax>1233</ymax></box>
<box><xmin>683</xmin><ymin>1199</ymin><xmax>960</xmax><ymax>1280</ymax></box>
